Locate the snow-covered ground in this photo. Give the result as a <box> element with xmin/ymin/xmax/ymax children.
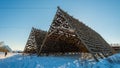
<box><xmin>93</xmin><ymin>53</ymin><xmax>120</xmax><ymax>68</ymax></box>
<box><xmin>0</xmin><ymin>52</ymin><xmax>120</xmax><ymax>68</ymax></box>
<box><xmin>0</xmin><ymin>52</ymin><xmax>16</xmax><ymax>59</ymax></box>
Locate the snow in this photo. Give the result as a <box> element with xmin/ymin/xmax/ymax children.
<box><xmin>0</xmin><ymin>53</ymin><xmax>120</xmax><ymax>68</ymax></box>
<box><xmin>93</xmin><ymin>53</ymin><xmax>120</xmax><ymax>68</ymax></box>
<box><xmin>0</xmin><ymin>52</ymin><xmax>16</xmax><ymax>59</ymax></box>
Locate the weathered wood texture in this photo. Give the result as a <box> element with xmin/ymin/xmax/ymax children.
<box><xmin>24</xmin><ymin>27</ymin><xmax>47</xmax><ymax>54</ymax></box>
<box><xmin>38</xmin><ymin>7</ymin><xmax>115</xmax><ymax>60</ymax></box>
<box><xmin>23</xmin><ymin>7</ymin><xmax>115</xmax><ymax>61</ymax></box>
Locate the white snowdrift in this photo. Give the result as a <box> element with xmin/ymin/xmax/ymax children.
<box><xmin>0</xmin><ymin>53</ymin><xmax>120</xmax><ymax>68</ymax></box>
<box><xmin>93</xmin><ymin>53</ymin><xmax>120</xmax><ymax>68</ymax></box>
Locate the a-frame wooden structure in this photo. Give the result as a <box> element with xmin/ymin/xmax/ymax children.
<box><xmin>38</xmin><ymin>7</ymin><xmax>115</xmax><ymax>60</ymax></box>
<box><xmin>24</xmin><ymin>27</ymin><xmax>47</xmax><ymax>54</ymax></box>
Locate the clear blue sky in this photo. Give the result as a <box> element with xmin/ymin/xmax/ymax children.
<box><xmin>0</xmin><ymin>0</ymin><xmax>120</xmax><ymax>51</ymax></box>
